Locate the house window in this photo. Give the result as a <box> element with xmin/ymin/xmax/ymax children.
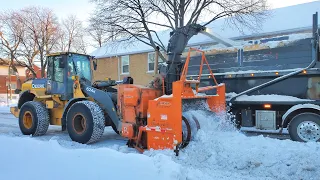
<box><xmin>11</xmin><ymin>83</ymin><xmax>17</xmax><ymax>90</ymax></box>
<box><xmin>6</xmin><ymin>82</ymin><xmax>17</xmax><ymax>90</ymax></box>
<box><xmin>9</xmin><ymin>67</ymin><xmax>16</xmax><ymax>75</ymax></box>
<box><xmin>148</xmin><ymin>52</ymin><xmax>164</xmax><ymax>72</ymax></box>
<box><xmin>121</xmin><ymin>55</ymin><xmax>129</xmax><ymax>74</ymax></box>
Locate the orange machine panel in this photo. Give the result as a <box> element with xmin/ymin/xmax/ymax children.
<box><xmin>121</xmin><ymin>122</ymin><xmax>135</xmax><ymax>139</ymax></box>
<box><xmin>146</xmin><ymin>131</ymin><xmax>175</xmax><ymax>150</ymax></box>
<box><xmin>123</xmin><ymin>107</ymin><xmax>136</xmax><ymax>124</ymax></box>
<box><xmin>145</xmin><ymin>81</ymin><xmax>183</xmax><ymax>150</ymax></box>
<box><xmin>118</xmin><ymin>84</ymin><xmax>162</xmax><ymax>128</ymax></box>
<box><xmin>137</xmin><ymin>88</ymin><xmax>162</xmax><ymax>118</ymax></box>
<box><xmin>123</xmin><ymin>88</ymin><xmax>139</xmax><ymax>106</ymax></box>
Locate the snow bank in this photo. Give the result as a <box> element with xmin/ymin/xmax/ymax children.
<box><xmin>145</xmin><ymin>110</ymin><xmax>320</xmax><ymax>180</ymax></box>
<box><xmin>0</xmin><ymin>136</ymin><xmax>182</xmax><ymax>180</ymax></box>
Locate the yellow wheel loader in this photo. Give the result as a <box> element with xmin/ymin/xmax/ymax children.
<box><xmin>10</xmin><ymin>52</ymin><xmax>121</xmax><ymax>144</ymax></box>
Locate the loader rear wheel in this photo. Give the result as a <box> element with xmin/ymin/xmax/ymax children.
<box><xmin>67</xmin><ymin>101</ymin><xmax>105</xmax><ymax>144</ymax></box>
<box><xmin>19</xmin><ymin>101</ymin><xmax>49</xmax><ymax>136</ymax></box>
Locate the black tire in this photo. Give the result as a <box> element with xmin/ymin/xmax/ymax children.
<box><xmin>66</xmin><ymin>101</ymin><xmax>105</xmax><ymax>144</ymax></box>
<box><xmin>181</xmin><ymin>116</ymin><xmax>192</xmax><ymax>148</ymax></box>
<box><xmin>288</xmin><ymin>112</ymin><xmax>320</xmax><ymax>142</ymax></box>
<box><xmin>19</xmin><ymin>101</ymin><xmax>49</xmax><ymax>136</ymax></box>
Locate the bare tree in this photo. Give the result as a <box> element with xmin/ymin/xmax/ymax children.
<box><xmin>77</xmin><ymin>34</ymin><xmax>88</xmax><ymax>54</ymax></box>
<box><xmin>86</xmin><ymin>21</ymin><xmax>116</xmax><ymax>48</ymax></box>
<box><xmin>59</xmin><ymin>15</ymin><xmax>87</xmax><ymax>53</ymax></box>
<box><xmin>16</xmin><ymin>28</ymin><xmax>39</xmax><ymax>78</ymax></box>
<box><xmin>0</xmin><ymin>10</ymin><xmax>24</xmax><ymax>93</ymax></box>
<box><xmin>18</xmin><ymin>7</ymin><xmax>60</xmax><ymax>78</ymax></box>
<box><xmin>90</xmin><ymin>0</ymin><xmax>269</xmax><ymax>60</ymax></box>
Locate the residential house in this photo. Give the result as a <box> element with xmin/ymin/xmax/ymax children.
<box><xmin>0</xmin><ymin>59</ymin><xmax>27</xmax><ymax>104</ymax></box>
<box><xmin>90</xmin><ymin>1</ymin><xmax>320</xmax><ymax>85</ymax></box>
<box><xmin>26</xmin><ymin>64</ymin><xmax>42</xmax><ymax>79</ymax></box>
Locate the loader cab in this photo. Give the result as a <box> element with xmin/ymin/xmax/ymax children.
<box><xmin>46</xmin><ymin>52</ymin><xmax>92</xmax><ymax>100</ymax></box>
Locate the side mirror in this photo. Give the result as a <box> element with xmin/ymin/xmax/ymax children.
<box><xmin>14</xmin><ymin>89</ymin><xmax>21</xmax><ymax>94</ymax></box>
<box><xmin>93</xmin><ymin>60</ymin><xmax>97</xmax><ymax>70</ymax></box>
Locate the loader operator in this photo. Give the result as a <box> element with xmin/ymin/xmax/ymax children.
<box><xmin>67</xmin><ymin>63</ymin><xmax>75</xmax><ymax>98</ymax></box>
<box><xmin>68</xmin><ymin>63</ymin><xmax>75</xmax><ymax>77</ymax></box>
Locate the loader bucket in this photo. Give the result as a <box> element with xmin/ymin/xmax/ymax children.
<box><xmin>10</xmin><ymin>106</ymin><xmax>19</xmax><ymax>118</ymax></box>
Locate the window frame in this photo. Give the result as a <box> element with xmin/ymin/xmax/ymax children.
<box><xmin>121</xmin><ymin>55</ymin><xmax>130</xmax><ymax>74</ymax></box>
<box><xmin>147</xmin><ymin>52</ymin><xmax>164</xmax><ymax>73</ymax></box>
<box><xmin>52</xmin><ymin>56</ymin><xmax>65</xmax><ymax>83</ymax></box>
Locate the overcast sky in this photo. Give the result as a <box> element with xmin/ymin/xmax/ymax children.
<box><xmin>1</xmin><ymin>0</ymin><xmax>318</xmax><ymax>24</ymax></box>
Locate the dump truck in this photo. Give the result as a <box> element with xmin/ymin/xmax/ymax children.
<box><xmin>187</xmin><ymin>12</ymin><xmax>320</xmax><ymax>142</ymax></box>
<box><xmin>10</xmin><ymin>24</ymin><xmax>225</xmax><ymax>154</ymax></box>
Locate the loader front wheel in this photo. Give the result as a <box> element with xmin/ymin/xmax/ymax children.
<box><xmin>19</xmin><ymin>101</ymin><xmax>49</xmax><ymax>136</ymax></box>
<box><xmin>67</xmin><ymin>101</ymin><xmax>105</xmax><ymax>144</ymax></box>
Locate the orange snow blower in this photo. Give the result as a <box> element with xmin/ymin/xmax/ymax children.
<box><xmin>117</xmin><ymin>48</ymin><xmax>226</xmax><ymax>154</ymax></box>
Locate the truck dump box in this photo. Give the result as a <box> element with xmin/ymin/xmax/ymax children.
<box><xmin>187</xmin><ymin>36</ymin><xmax>319</xmax><ymax>100</ymax></box>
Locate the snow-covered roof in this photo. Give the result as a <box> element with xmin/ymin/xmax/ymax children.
<box><xmin>91</xmin><ymin>1</ymin><xmax>320</xmax><ymax>58</ymax></box>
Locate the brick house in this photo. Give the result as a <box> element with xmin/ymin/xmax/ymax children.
<box><xmin>26</xmin><ymin>64</ymin><xmax>42</xmax><ymax>79</ymax></box>
<box><xmin>0</xmin><ymin>59</ymin><xmax>27</xmax><ymax>104</ymax></box>
<box><xmin>90</xmin><ymin>1</ymin><xmax>320</xmax><ymax>85</ymax></box>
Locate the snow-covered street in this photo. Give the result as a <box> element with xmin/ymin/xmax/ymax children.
<box><xmin>0</xmin><ymin>107</ymin><xmax>319</xmax><ymax>180</ymax></box>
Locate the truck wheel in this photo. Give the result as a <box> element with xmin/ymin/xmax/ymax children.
<box><xmin>19</xmin><ymin>101</ymin><xmax>49</xmax><ymax>136</ymax></box>
<box><xmin>288</xmin><ymin>112</ymin><xmax>320</xmax><ymax>142</ymax></box>
<box><xmin>66</xmin><ymin>101</ymin><xmax>105</xmax><ymax>144</ymax></box>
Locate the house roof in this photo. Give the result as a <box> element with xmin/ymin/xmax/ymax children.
<box><xmin>91</xmin><ymin>1</ymin><xmax>320</xmax><ymax>59</ymax></box>
<box><xmin>0</xmin><ymin>58</ymin><xmax>27</xmax><ymax>67</ymax></box>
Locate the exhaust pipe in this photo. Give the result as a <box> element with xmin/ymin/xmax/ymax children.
<box><xmin>154</xmin><ymin>46</ymin><xmax>159</xmax><ymax>75</ymax></box>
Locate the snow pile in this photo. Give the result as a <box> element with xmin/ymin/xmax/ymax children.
<box><xmin>0</xmin><ymin>135</ymin><xmax>182</xmax><ymax>180</ymax></box>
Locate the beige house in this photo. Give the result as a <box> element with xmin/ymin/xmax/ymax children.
<box><xmin>92</xmin><ymin>51</ymin><xmax>164</xmax><ymax>86</ymax></box>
